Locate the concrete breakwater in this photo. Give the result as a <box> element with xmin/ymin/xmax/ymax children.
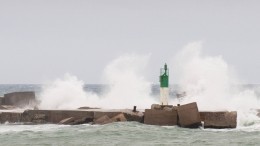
<box><xmin>0</xmin><ymin>109</ymin><xmax>144</xmax><ymax>125</ymax></box>
<box><xmin>0</xmin><ymin>91</ymin><xmax>240</xmax><ymax>129</ymax></box>
<box><xmin>0</xmin><ymin>103</ymin><xmax>237</xmax><ymax>129</ymax></box>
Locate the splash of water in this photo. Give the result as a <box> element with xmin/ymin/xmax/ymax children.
<box><xmin>171</xmin><ymin>41</ymin><xmax>260</xmax><ymax>127</ymax></box>
<box><xmin>101</xmin><ymin>54</ymin><xmax>155</xmax><ymax>109</ymax></box>
<box><xmin>38</xmin><ymin>54</ymin><xmax>155</xmax><ymax>110</ymax></box>
<box><xmin>38</xmin><ymin>42</ymin><xmax>260</xmax><ymax>127</ymax></box>
<box><xmin>38</xmin><ymin>74</ymin><xmax>99</xmax><ymax>109</ymax></box>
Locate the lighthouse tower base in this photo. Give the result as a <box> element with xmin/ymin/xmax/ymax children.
<box><xmin>160</xmin><ymin>87</ymin><xmax>169</xmax><ymax>105</ymax></box>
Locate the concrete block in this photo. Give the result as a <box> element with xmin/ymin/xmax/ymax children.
<box><xmin>94</xmin><ymin>112</ymin><xmax>122</xmax><ymax>120</ymax></box>
<box><xmin>123</xmin><ymin>111</ymin><xmax>144</xmax><ymax>123</ymax></box>
<box><xmin>94</xmin><ymin>113</ymin><xmax>128</xmax><ymax>125</ymax></box>
<box><xmin>94</xmin><ymin>115</ymin><xmax>113</xmax><ymax>125</ymax></box>
<box><xmin>32</xmin><ymin>113</ymin><xmax>47</xmax><ymax>124</ymax></box>
<box><xmin>59</xmin><ymin>117</ymin><xmax>75</xmax><ymax>124</ymax></box>
<box><xmin>21</xmin><ymin>110</ymin><xmax>94</xmax><ymax>124</ymax></box>
<box><xmin>21</xmin><ymin>110</ymin><xmax>50</xmax><ymax>123</ymax></box>
<box><xmin>177</xmin><ymin>102</ymin><xmax>201</xmax><ymax>128</ymax></box>
<box><xmin>0</xmin><ymin>105</ymin><xmax>16</xmax><ymax>110</ymax></box>
<box><xmin>163</xmin><ymin>106</ymin><xmax>173</xmax><ymax>111</ymax></box>
<box><xmin>151</xmin><ymin>104</ymin><xmax>174</xmax><ymax>110</ymax></box>
<box><xmin>0</xmin><ymin>112</ymin><xmax>22</xmax><ymax>123</ymax></box>
<box><xmin>151</xmin><ymin>104</ymin><xmax>162</xmax><ymax>110</ymax></box>
<box><xmin>4</xmin><ymin>92</ymin><xmax>36</xmax><ymax>107</ymax></box>
<box><xmin>111</xmin><ymin>113</ymin><xmax>127</xmax><ymax>122</ymax></box>
<box><xmin>0</xmin><ymin>97</ymin><xmax>3</xmax><ymax>104</ymax></box>
<box><xmin>144</xmin><ymin>109</ymin><xmax>177</xmax><ymax>126</ymax></box>
<box><xmin>201</xmin><ymin>111</ymin><xmax>237</xmax><ymax>129</ymax></box>
<box><xmin>93</xmin><ymin>112</ymin><xmax>122</xmax><ymax>124</ymax></box>
<box><xmin>0</xmin><ymin>105</ymin><xmax>7</xmax><ymax>110</ymax></box>
<box><xmin>74</xmin><ymin>117</ymin><xmax>94</xmax><ymax>125</ymax></box>
<box><xmin>59</xmin><ymin>116</ymin><xmax>93</xmax><ymax>125</ymax></box>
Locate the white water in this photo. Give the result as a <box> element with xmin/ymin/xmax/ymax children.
<box><xmin>100</xmin><ymin>54</ymin><xmax>155</xmax><ymax>109</ymax></box>
<box><xmin>38</xmin><ymin>54</ymin><xmax>155</xmax><ymax>109</ymax></box>
<box><xmin>39</xmin><ymin>74</ymin><xmax>99</xmax><ymax>109</ymax></box>
<box><xmin>171</xmin><ymin>41</ymin><xmax>260</xmax><ymax>127</ymax></box>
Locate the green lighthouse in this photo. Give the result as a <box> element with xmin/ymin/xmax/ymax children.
<box><xmin>159</xmin><ymin>63</ymin><xmax>169</xmax><ymax>105</ymax></box>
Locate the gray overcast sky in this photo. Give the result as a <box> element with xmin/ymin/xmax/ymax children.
<box><xmin>0</xmin><ymin>0</ymin><xmax>260</xmax><ymax>84</ymax></box>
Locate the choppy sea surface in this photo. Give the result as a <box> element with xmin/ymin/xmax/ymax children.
<box><xmin>0</xmin><ymin>122</ymin><xmax>260</xmax><ymax>146</ymax></box>
<box><xmin>1</xmin><ymin>84</ymin><xmax>260</xmax><ymax>146</ymax></box>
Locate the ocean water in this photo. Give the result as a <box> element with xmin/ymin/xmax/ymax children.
<box><xmin>0</xmin><ymin>84</ymin><xmax>260</xmax><ymax>146</ymax></box>
<box><xmin>0</xmin><ymin>122</ymin><xmax>260</xmax><ymax>146</ymax></box>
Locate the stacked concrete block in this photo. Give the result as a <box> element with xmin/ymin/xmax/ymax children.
<box><xmin>94</xmin><ymin>112</ymin><xmax>125</xmax><ymax>124</ymax></box>
<box><xmin>123</xmin><ymin>111</ymin><xmax>144</xmax><ymax>123</ymax></box>
<box><xmin>94</xmin><ymin>112</ymin><xmax>122</xmax><ymax>121</ymax></box>
<box><xmin>19</xmin><ymin>110</ymin><xmax>144</xmax><ymax>125</ymax></box>
<box><xmin>151</xmin><ymin>104</ymin><xmax>174</xmax><ymax>111</ymax></box>
<box><xmin>0</xmin><ymin>112</ymin><xmax>22</xmax><ymax>123</ymax></box>
<box><xmin>177</xmin><ymin>102</ymin><xmax>201</xmax><ymax>128</ymax></box>
<box><xmin>21</xmin><ymin>110</ymin><xmax>94</xmax><ymax>124</ymax></box>
<box><xmin>94</xmin><ymin>115</ymin><xmax>113</xmax><ymax>124</ymax></box>
<box><xmin>200</xmin><ymin>111</ymin><xmax>237</xmax><ymax>128</ymax></box>
<box><xmin>94</xmin><ymin>113</ymin><xmax>128</xmax><ymax>125</ymax></box>
<box><xmin>3</xmin><ymin>92</ymin><xmax>36</xmax><ymax>107</ymax></box>
<box><xmin>144</xmin><ymin>109</ymin><xmax>177</xmax><ymax>126</ymax></box>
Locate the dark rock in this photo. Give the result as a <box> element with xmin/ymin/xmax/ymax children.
<box><xmin>78</xmin><ymin>106</ymin><xmax>100</xmax><ymax>110</ymax></box>
<box><xmin>144</xmin><ymin>109</ymin><xmax>177</xmax><ymax>126</ymax></box>
<box><xmin>177</xmin><ymin>102</ymin><xmax>201</xmax><ymax>128</ymax></box>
